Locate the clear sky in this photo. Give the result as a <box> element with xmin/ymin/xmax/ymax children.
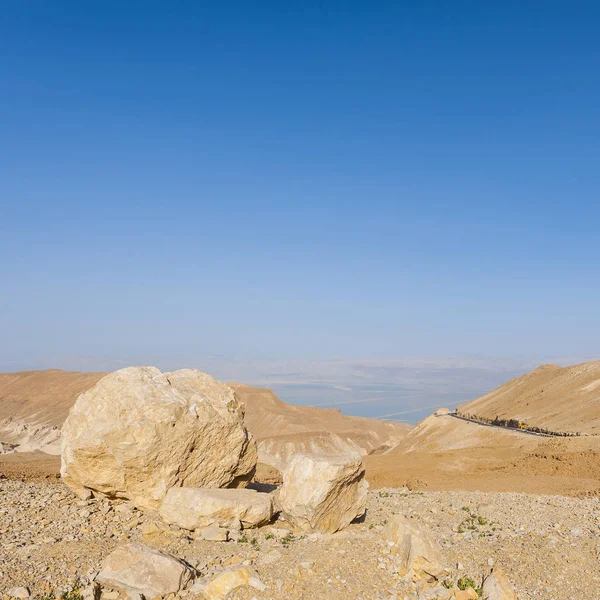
<box><xmin>2</xmin><ymin>2</ymin><xmax>599</xmax><ymax>375</ymax></box>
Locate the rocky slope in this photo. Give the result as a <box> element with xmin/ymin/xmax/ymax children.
<box><xmin>0</xmin><ymin>370</ymin><xmax>410</xmax><ymax>465</ymax></box>
<box><xmin>1</xmin><ymin>478</ymin><xmax>598</xmax><ymax>599</ymax></box>
<box><xmin>456</xmin><ymin>361</ymin><xmax>600</xmax><ymax>435</ymax></box>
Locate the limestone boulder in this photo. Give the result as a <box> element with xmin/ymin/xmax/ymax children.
<box><xmin>279</xmin><ymin>452</ymin><xmax>367</xmax><ymax>533</ymax></box>
<box><xmin>483</xmin><ymin>567</ymin><xmax>516</xmax><ymax>600</ymax></box>
<box><xmin>383</xmin><ymin>514</ymin><xmax>444</xmax><ymax>580</ymax></box>
<box><xmin>159</xmin><ymin>487</ymin><xmax>273</xmax><ymax>530</ymax></box>
<box><xmin>61</xmin><ymin>367</ymin><xmax>257</xmax><ymax>509</ymax></box>
<box><xmin>96</xmin><ymin>543</ymin><xmax>194</xmax><ymax>598</ymax></box>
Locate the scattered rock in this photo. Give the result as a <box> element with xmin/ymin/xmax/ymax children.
<box><xmin>482</xmin><ymin>567</ymin><xmax>517</xmax><ymax>600</ymax></box>
<box><xmin>257</xmin><ymin>549</ymin><xmax>283</xmax><ymax>566</ymax></box>
<box><xmin>455</xmin><ymin>588</ymin><xmax>479</xmax><ymax>600</ymax></box>
<box><xmin>159</xmin><ymin>487</ymin><xmax>272</xmax><ymax>530</ymax></box>
<box><xmin>199</xmin><ymin>526</ymin><xmax>229</xmax><ymax>542</ymax></box>
<box><xmin>382</xmin><ymin>515</ymin><xmax>444</xmax><ymax>580</ymax></box>
<box><xmin>60</xmin><ymin>367</ymin><xmax>257</xmax><ymax>509</ymax></box>
<box><xmin>96</xmin><ymin>542</ymin><xmax>194</xmax><ymax>598</ymax></box>
<box><xmin>7</xmin><ymin>588</ymin><xmax>30</xmax><ymax>599</ymax></box>
<box><xmin>279</xmin><ymin>452</ymin><xmax>368</xmax><ymax>533</ymax></box>
<box><xmin>193</xmin><ymin>566</ymin><xmax>265</xmax><ymax>600</ymax></box>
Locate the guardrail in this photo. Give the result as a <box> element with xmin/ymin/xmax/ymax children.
<box><xmin>451</xmin><ymin>411</ymin><xmax>585</xmax><ymax>438</ymax></box>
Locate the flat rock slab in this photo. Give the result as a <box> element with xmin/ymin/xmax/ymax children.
<box><xmin>159</xmin><ymin>487</ymin><xmax>273</xmax><ymax>530</ymax></box>
<box><xmin>96</xmin><ymin>542</ymin><xmax>194</xmax><ymax>598</ymax></box>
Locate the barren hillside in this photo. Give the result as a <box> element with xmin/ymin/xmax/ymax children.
<box><xmin>0</xmin><ymin>370</ymin><xmax>410</xmax><ymax>465</ymax></box>
<box><xmin>456</xmin><ymin>361</ymin><xmax>600</xmax><ymax>434</ymax></box>
<box><xmin>0</xmin><ymin>370</ymin><xmax>105</xmax><ymax>452</ymax></box>
<box><xmin>231</xmin><ymin>383</ymin><xmax>411</xmax><ymax>470</ymax></box>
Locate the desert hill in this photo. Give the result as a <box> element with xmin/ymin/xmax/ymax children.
<box><xmin>0</xmin><ymin>370</ymin><xmax>105</xmax><ymax>452</ymax></box>
<box><xmin>230</xmin><ymin>383</ymin><xmax>411</xmax><ymax>470</ymax></box>
<box><xmin>0</xmin><ymin>369</ymin><xmax>410</xmax><ymax>466</ymax></box>
<box><xmin>456</xmin><ymin>360</ymin><xmax>600</xmax><ymax>435</ymax></box>
<box><xmin>365</xmin><ymin>362</ymin><xmax>600</xmax><ymax>496</ymax></box>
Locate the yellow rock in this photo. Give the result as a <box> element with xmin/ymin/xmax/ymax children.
<box><xmin>455</xmin><ymin>587</ymin><xmax>478</xmax><ymax>600</ymax></box>
<box><xmin>198</xmin><ymin>566</ymin><xmax>265</xmax><ymax>600</ymax></box>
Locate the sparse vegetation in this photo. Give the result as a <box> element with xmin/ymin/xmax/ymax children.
<box><xmin>457</xmin><ymin>576</ymin><xmax>483</xmax><ymax>596</ymax></box>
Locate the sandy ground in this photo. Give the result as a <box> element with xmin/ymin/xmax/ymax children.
<box><xmin>3</xmin><ymin>439</ymin><xmax>600</xmax><ymax>500</ymax></box>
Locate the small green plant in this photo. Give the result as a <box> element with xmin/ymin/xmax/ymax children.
<box><xmin>477</xmin><ymin>516</ymin><xmax>488</xmax><ymax>526</ymax></box>
<box><xmin>461</xmin><ymin>506</ymin><xmax>471</xmax><ymax>513</ymax></box>
<box><xmin>265</xmin><ymin>533</ymin><xmax>274</xmax><ymax>540</ymax></box>
<box><xmin>280</xmin><ymin>532</ymin><xmax>295</xmax><ymax>547</ymax></box>
<box><xmin>238</xmin><ymin>535</ymin><xmax>248</xmax><ymax>543</ymax></box>
<box><xmin>369</xmin><ymin>524</ymin><xmax>374</xmax><ymax>529</ymax></box>
<box><xmin>457</xmin><ymin>576</ymin><xmax>483</xmax><ymax>596</ymax></box>
<box><xmin>442</xmin><ymin>579</ymin><xmax>454</xmax><ymax>589</ymax></box>
<box><xmin>378</xmin><ymin>490</ymin><xmax>390</xmax><ymax>497</ymax></box>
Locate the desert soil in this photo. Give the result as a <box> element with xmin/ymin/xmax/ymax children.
<box><xmin>1</xmin><ymin>478</ymin><xmax>599</xmax><ymax>600</ymax></box>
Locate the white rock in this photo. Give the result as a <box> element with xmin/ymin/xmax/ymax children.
<box><xmin>7</xmin><ymin>588</ymin><xmax>30</xmax><ymax>599</ymax></box>
<box><xmin>382</xmin><ymin>515</ymin><xmax>444</xmax><ymax>580</ymax></box>
<box><xmin>96</xmin><ymin>542</ymin><xmax>194</xmax><ymax>598</ymax></box>
<box><xmin>482</xmin><ymin>567</ymin><xmax>516</xmax><ymax>600</ymax></box>
<box><xmin>257</xmin><ymin>549</ymin><xmax>283</xmax><ymax>566</ymax></box>
<box><xmin>279</xmin><ymin>452</ymin><xmax>368</xmax><ymax>533</ymax></box>
<box><xmin>159</xmin><ymin>487</ymin><xmax>273</xmax><ymax>530</ymax></box>
<box><xmin>61</xmin><ymin>367</ymin><xmax>257</xmax><ymax>509</ymax></box>
<box><xmin>194</xmin><ymin>566</ymin><xmax>265</xmax><ymax>600</ymax></box>
<box><xmin>199</xmin><ymin>526</ymin><xmax>229</xmax><ymax>541</ymax></box>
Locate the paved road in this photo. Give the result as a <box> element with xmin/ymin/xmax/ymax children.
<box><xmin>446</xmin><ymin>412</ymin><xmax>558</xmax><ymax>438</ymax></box>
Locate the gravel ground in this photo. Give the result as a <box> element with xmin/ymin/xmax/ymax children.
<box><xmin>1</xmin><ymin>480</ymin><xmax>599</xmax><ymax>600</ymax></box>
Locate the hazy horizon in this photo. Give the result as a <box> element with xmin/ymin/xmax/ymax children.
<box><xmin>2</xmin><ymin>354</ymin><xmax>597</xmax><ymax>423</ymax></box>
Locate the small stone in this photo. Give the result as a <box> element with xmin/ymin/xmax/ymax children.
<box><xmin>455</xmin><ymin>588</ymin><xmax>478</xmax><ymax>600</ymax></box>
<box><xmin>482</xmin><ymin>567</ymin><xmax>517</xmax><ymax>600</ymax></box>
<box><xmin>200</xmin><ymin>527</ymin><xmax>229</xmax><ymax>542</ymax></box>
<box><xmin>194</xmin><ymin>566</ymin><xmax>265</xmax><ymax>600</ymax></box>
<box><xmin>7</xmin><ymin>588</ymin><xmax>30</xmax><ymax>599</ymax></box>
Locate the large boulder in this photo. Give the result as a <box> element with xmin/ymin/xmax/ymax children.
<box><xmin>61</xmin><ymin>367</ymin><xmax>257</xmax><ymax>509</ymax></box>
<box><xmin>279</xmin><ymin>452</ymin><xmax>367</xmax><ymax>533</ymax></box>
<box><xmin>382</xmin><ymin>514</ymin><xmax>444</xmax><ymax>580</ymax></box>
<box><xmin>96</xmin><ymin>543</ymin><xmax>194</xmax><ymax>598</ymax></box>
<box><xmin>159</xmin><ymin>487</ymin><xmax>273</xmax><ymax>530</ymax></box>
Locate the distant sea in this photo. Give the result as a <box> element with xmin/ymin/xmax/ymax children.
<box><xmin>268</xmin><ymin>382</ymin><xmax>470</xmax><ymax>424</ymax></box>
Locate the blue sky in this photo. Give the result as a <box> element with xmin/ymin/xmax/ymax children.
<box><xmin>1</xmin><ymin>2</ymin><xmax>599</xmax><ymax>392</ymax></box>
